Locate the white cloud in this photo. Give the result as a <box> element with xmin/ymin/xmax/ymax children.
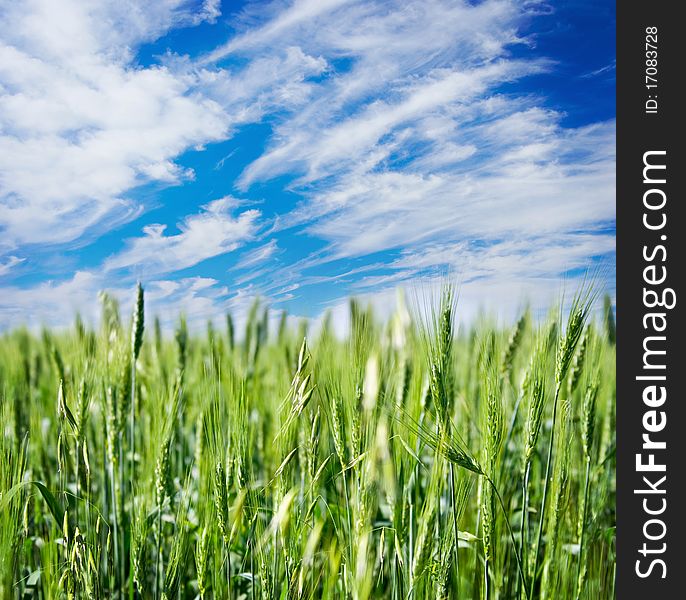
<box><xmin>203</xmin><ymin>0</ymin><xmax>354</xmax><ymax>62</ymax></box>
<box><xmin>0</xmin><ymin>270</ymin><xmax>104</xmax><ymax>330</ymax></box>
<box><xmin>282</xmin><ymin>119</ymin><xmax>615</xmax><ymax>263</ymax></box>
<box><xmin>232</xmin><ymin>0</ymin><xmax>538</xmax><ymax>188</ymax></box>
<box><xmin>344</xmin><ymin>234</ymin><xmax>615</xmax><ymax>296</ymax></box>
<box><xmin>239</xmin><ymin>59</ymin><xmax>547</xmax><ymax>186</ymax></box>
<box><xmin>104</xmin><ymin>197</ymin><xmax>261</xmax><ymax>274</ymax></box>
<box><xmin>0</xmin><ymin>1</ymin><xmax>230</xmax><ymax>249</ymax></box>
<box><xmin>234</xmin><ymin>238</ymin><xmax>281</xmax><ymax>269</ymax></box>
<box><xmin>193</xmin><ymin>45</ymin><xmax>328</xmax><ymax>125</ymax></box>
<box><xmin>397</xmin><ymin>234</ymin><xmax>615</xmax><ymax>278</ymax></box>
<box><xmin>0</xmin><ymin>255</ymin><xmax>25</xmax><ymax>277</ymax></box>
<box><xmin>145</xmin><ymin>276</ymin><xmax>231</xmax><ymax>327</ymax></box>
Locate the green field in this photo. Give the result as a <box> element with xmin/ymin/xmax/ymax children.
<box><xmin>0</xmin><ymin>284</ymin><xmax>616</xmax><ymax>599</ymax></box>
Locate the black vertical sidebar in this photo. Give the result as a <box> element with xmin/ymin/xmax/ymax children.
<box><xmin>617</xmin><ymin>2</ymin><xmax>683</xmax><ymax>598</ymax></box>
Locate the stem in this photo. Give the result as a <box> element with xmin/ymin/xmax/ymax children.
<box><xmin>75</xmin><ymin>440</ymin><xmax>80</xmax><ymax>527</ymax></box>
<box><xmin>449</xmin><ymin>463</ymin><xmax>460</xmax><ymax>596</ymax></box>
<box><xmin>530</xmin><ymin>382</ymin><xmax>561</xmax><ymax>599</ymax></box>
<box><xmin>484</xmin><ymin>558</ymin><xmax>490</xmax><ymax>600</ymax></box>
<box><xmin>575</xmin><ymin>457</ymin><xmax>591</xmax><ymax>599</ymax></box>
<box><xmin>155</xmin><ymin>506</ymin><xmax>162</xmax><ymax>599</ymax></box>
<box><xmin>130</xmin><ymin>358</ymin><xmax>136</xmax><ymax>486</ymax></box>
<box><xmin>504</xmin><ymin>392</ymin><xmax>524</xmax><ymax>451</ymax></box>
<box><xmin>474</xmin><ymin>481</ymin><xmax>482</xmax><ymax>594</ymax></box>
<box><xmin>485</xmin><ymin>475</ymin><xmax>530</xmax><ymax>600</ymax></box>
<box><xmin>310</xmin><ymin>484</ymin><xmax>315</xmax><ymax>596</ymax></box>
<box><xmin>119</xmin><ymin>432</ymin><xmax>125</xmax><ymax>592</ymax></box>
<box><xmin>110</xmin><ymin>470</ymin><xmax>119</xmax><ymax>591</ymax></box>
<box><xmin>517</xmin><ymin>460</ymin><xmax>531</xmax><ymax>599</ymax></box>
<box><xmin>342</xmin><ymin>465</ymin><xmax>353</xmax><ymax>589</ymax></box>
<box><xmin>272</xmin><ymin>521</ymin><xmax>278</xmax><ymax>599</ymax></box>
<box><xmin>227</xmin><ymin>542</ymin><xmax>232</xmax><ymax>598</ymax></box>
<box><xmin>250</xmin><ymin>536</ymin><xmax>255</xmax><ymax>600</ymax></box>
<box><xmin>129</xmin><ymin>359</ymin><xmax>136</xmax><ymax>600</ymax></box>
<box><xmin>408</xmin><ymin>478</ymin><xmax>414</xmax><ymax>584</ymax></box>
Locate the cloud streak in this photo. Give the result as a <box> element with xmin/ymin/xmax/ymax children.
<box><xmin>104</xmin><ymin>197</ymin><xmax>261</xmax><ymax>275</ymax></box>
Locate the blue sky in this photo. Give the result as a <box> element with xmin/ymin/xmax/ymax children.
<box><xmin>0</xmin><ymin>0</ymin><xmax>615</xmax><ymax>330</ymax></box>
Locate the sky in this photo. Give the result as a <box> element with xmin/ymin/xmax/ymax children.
<box><xmin>0</xmin><ymin>0</ymin><xmax>615</xmax><ymax>332</ymax></box>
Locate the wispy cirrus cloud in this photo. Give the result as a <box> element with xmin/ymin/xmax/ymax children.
<box><xmin>233</xmin><ymin>0</ymin><xmax>536</xmax><ymax>188</ymax></box>
<box><xmin>292</xmin><ymin>120</ymin><xmax>615</xmax><ymax>262</ymax></box>
<box><xmin>238</xmin><ymin>59</ymin><xmax>549</xmax><ymax>187</ymax></box>
<box><xmin>104</xmin><ymin>197</ymin><xmax>261</xmax><ymax>275</ymax></box>
<box><xmin>203</xmin><ymin>0</ymin><xmax>354</xmax><ymax>62</ymax></box>
<box><xmin>0</xmin><ymin>256</ymin><xmax>25</xmax><ymax>277</ymax></box>
<box><xmin>234</xmin><ymin>238</ymin><xmax>281</xmax><ymax>269</ymax></box>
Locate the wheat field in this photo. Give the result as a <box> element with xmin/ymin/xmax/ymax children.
<box><xmin>0</xmin><ymin>284</ymin><xmax>616</xmax><ymax>599</ymax></box>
